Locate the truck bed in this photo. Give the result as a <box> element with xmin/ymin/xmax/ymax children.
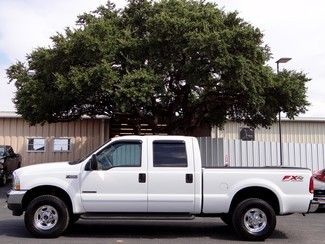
<box><xmin>202</xmin><ymin>167</ymin><xmax>313</xmax><ymax>214</ymax></box>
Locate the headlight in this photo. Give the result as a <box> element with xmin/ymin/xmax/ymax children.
<box><xmin>12</xmin><ymin>172</ymin><xmax>20</xmax><ymax>190</ymax></box>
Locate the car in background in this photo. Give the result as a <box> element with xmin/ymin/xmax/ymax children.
<box><xmin>0</xmin><ymin>145</ymin><xmax>22</xmax><ymax>186</ymax></box>
<box><xmin>313</xmin><ymin>169</ymin><xmax>325</xmax><ymax>208</ymax></box>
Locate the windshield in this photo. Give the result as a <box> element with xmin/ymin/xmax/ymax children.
<box><xmin>0</xmin><ymin>147</ymin><xmax>5</xmax><ymax>157</ymax></box>
<box><xmin>69</xmin><ymin>139</ymin><xmax>111</xmax><ymax>165</ymax></box>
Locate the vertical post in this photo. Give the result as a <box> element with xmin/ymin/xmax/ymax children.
<box><xmin>275</xmin><ymin>58</ymin><xmax>291</xmax><ymax>166</ymax></box>
<box><xmin>100</xmin><ymin>119</ymin><xmax>105</xmax><ymax>145</ymax></box>
<box><xmin>277</xmin><ymin>62</ymin><xmax>283</xmax><ymax>166</ymax></box>
<box><xmin>278</xmin><ymin>111</ymin><xmax>283</xmax><ymax>166</ymax></box>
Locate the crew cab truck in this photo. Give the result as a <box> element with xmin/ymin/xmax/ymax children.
<box><xmin>7</xmin><ymin>136</ymin><xmax>318</xmax><ymax>241</ymax></box>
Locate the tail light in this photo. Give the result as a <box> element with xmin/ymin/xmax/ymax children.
<box><xmin>309</xmin><ymin>176</ymin><xmax>314</xmax><ymax>194</ymax></box>
<box><xmin>314</xmin><ymin>170</ymin><xmax>325</xmax><ymax>182</ymax></box>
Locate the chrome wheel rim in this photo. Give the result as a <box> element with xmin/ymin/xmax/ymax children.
<box><xmin>34</xmin><ymin>205</ymin><xmax>58</xmax><ymax>230</ymax></box>
<box><xmin>243</xmin><ymin>208</ymin><xmax>267</xmax><ymax>234</ymax></box>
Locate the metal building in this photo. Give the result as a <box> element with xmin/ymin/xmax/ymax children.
<box><xmin>212</xmin><ymin>117</ymin><xmax>325</xmax><ymax>144</ymax></box>
<box><xmin>204</xmin><ymin>118</ymin><xmax>325</xmax><ymax>171</ymax></box>
<box><xmin>0</xmin><ymin>112</ymin><xmax>109</xmax><ymax>166</ymax></box>
<box><xmin>2</xmin><ymin>110</ymin><xmax>325</xmax><ymax>167</ymax></box>
<box><xmin>0</xmin><ymin>111</ymin><xmax>195</xmax><ymax>166</ymax></box>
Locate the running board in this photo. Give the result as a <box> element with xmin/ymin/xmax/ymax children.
<box><xmin>80</xmin><ymin>213</ymin><xmax>195</xmax><ymax>220</ymax></box>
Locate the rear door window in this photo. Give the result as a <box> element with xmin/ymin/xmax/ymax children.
<box><xmin>153</xmin><ymin>141</ymin><xmax>187</xmax><ymax>167</ymax></box>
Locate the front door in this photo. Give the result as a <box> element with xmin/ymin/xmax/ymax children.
<box><xmin>80</xmin><ymin>139</ymin><xmax>147</xmax><ymax>212</ymax></box>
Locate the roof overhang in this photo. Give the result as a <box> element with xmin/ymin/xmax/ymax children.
<box><xmin>0</xmin><ymin>111</ymin><xmax>109</xmax><ymax>120</ymax></box>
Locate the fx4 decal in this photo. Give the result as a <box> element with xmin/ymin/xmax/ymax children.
<box><xmin>282</xmin><ymin>175</ymin><xmax>304</xmax><ymax>182</ymax></box>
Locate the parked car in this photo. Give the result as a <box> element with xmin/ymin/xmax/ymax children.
<box><xmin>313</xmin><ymin>169</ymin><xmax>325</xmax><ymax>208</ymax></box>
<box><xmin>7</xmin><ymin>136</ymin><xmax>318</xmax><ymax>241</ymax></box>
<box><xmin>0</xmin><ymin>145</ymin><xmax>22</xmax><ymax>186</ymax></box>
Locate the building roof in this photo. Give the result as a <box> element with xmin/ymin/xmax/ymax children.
<box><xmin>277</xmin><ymin>117</ymin><xmax>325</xmax><ymax>122</ymax></box>
<box><xmin>1</xmin><ymin>111</ymin><xmax>325</xmax><ymax>122</ymax></box>
<box><xmin>0</xmin><ymin>111</ymin><xmax>21</xmax><ymax>118</ymax></box>
<box><xmin>0</xmin><ymin>111</ymin><xmax>108</xmax><ymax>119</ymax></box>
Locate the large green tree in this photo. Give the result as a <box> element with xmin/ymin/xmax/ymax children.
<box><xmin>7</xmin><ymin>0</ymin><xmax>310</xmax><ymax>135</ymax></box>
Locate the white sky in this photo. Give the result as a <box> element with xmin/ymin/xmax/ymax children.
<box><xmin>0</xmin><ymin>0</ymin><xmax>324</xmax><ymax>117</ymax></box>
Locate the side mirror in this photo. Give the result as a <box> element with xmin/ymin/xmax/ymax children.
<box><xmin>85</xmin><ymin>154</ymin><xmax>98</xmax><ymax>171</ymax></box>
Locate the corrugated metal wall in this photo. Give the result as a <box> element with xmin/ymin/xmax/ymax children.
<box><xmin>216</xmin><ymin>120</ymin><xmax>325</xmax><ymax>144</ymax></box>
<box><xmin>199</xmin><ymin>137</ymin><xmax>325</xmax><ymax>172</ymax></box>
<box><xmin>0</xmin><ymin>118</ymin><xmax>107</xmax><ymax>165</ymax></box>
<box><xmin>197</xmin><ymin>137</ymin><xmax>224</xmax><ymax>167</ymax></box>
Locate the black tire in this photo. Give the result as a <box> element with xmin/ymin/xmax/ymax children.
<box><xmin>232</xmin><ymin>198</ymin><xmax>276</xmax><ymax>241</ymax></box>
<box><xmin>0</xmin><ymin>174</ymin><xmax>7</xmax><ymax>186</ymax></box>
<box><xmin>24</xmin><ymin>195</ymin><xmax>70</xmax><ymax>238</ymax></box>
<box><xmin>220</xmin><ymin>214</ymin><xmax>232</xmax><ymax>225</ymax></box>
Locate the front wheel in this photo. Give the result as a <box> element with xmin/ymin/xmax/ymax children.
<box><xmin>232</xmin><ymin>198</ymin><xmax>276</xmax><ymax>241</ymax></box>
<box><xmin>24</xmin><ymin>195</ymin><xmax>70</xmax><ymax>238</ymax></box>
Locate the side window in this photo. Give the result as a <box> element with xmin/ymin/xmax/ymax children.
<box><xmin>153</xmin><ymin>141</ymin><xmax>188</xmax><ymax>167</ymax></box>
<box><xmin>27</xmin><ymin>138</ymin><xmax>45</xmax><ymax>152</ymax></box>
<box><xmin>53</xmin><ymin>138</ymin><xmax>71</xmax><ymax>152</ymax></box>
<box><xmin>96</xmin><ymin>141</ymin><xmax>141</xmax><ymax>170</ymax></box>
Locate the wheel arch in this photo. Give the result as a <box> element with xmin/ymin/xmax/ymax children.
<box><xmin>22</xmin><ymin>185</ymin><xmax>73</xmax><ymax>214</ymax></box>
<box><xmin>229</xmin><ymin>186</ymin><xmax>280</xmax><ymax>214</ymax></box>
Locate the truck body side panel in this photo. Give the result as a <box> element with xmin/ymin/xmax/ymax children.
<box><xmin>202</xmin><ymin>168</ymin><xmax>313</xmax><ymax>214</ymax></box>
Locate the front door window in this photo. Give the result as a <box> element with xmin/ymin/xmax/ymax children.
<box><xmin>96</xmin><ymin>141</ymin><xmax>141</xmax><ymax>170</ymax></box>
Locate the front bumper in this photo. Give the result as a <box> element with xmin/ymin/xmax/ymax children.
<box><xmin>6</xmin><ymin>190</ymin><xmax>27</xmax><ymax>216</ymax></box>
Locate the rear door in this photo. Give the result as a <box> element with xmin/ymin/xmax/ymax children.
<box><xmin>147</xmin><ymin>138</ymin><xmax>195</xmax><ymax>212</ymax></box>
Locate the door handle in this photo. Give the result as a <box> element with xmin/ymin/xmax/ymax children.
<box><xmin>138</xmin><ymin>173</ymin><xmax>146</xmax><ymax>183</ymax></box>
<box><xmin>186</xmin><ymin>173</ymin><xmax>193</xmax><ymax>183</ymax></box>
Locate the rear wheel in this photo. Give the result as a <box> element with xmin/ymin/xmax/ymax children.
<box><xmin>24</xmin><ymin>195</ymin><xmax>70</xmax><ymax>238</ymax></box>
<box><xmin>232</xmin><ymin>198</ymin><xmax>276</xmax><ymax>241</ymax></box>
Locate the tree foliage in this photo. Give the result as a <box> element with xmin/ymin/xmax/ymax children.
<box><xmin>7</xmin><ymin>0</ymin><xmax>310</xmax><ymax>134</ymax></box>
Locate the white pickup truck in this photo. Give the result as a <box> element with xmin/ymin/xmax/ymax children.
<box><xmin>7</xmin><ymin>136</ymin><xmax>318</xmax><ymax>241</ymax></box>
